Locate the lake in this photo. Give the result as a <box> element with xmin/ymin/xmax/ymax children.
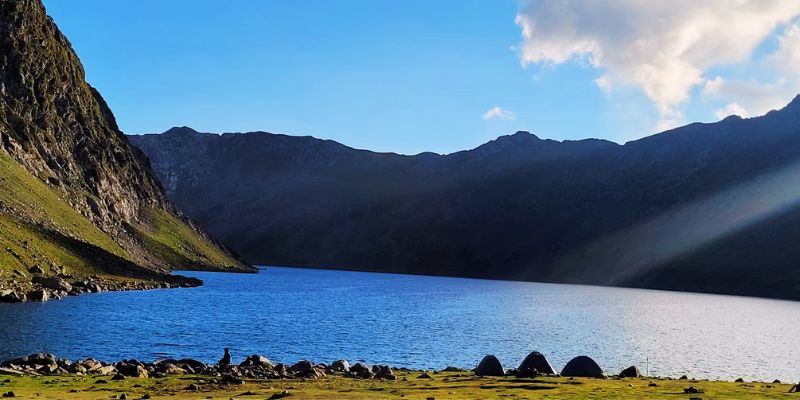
<box><xmin>1</xmin><ymin>266</ymin><xmax>798</xmax><ymax>382</ymax></box>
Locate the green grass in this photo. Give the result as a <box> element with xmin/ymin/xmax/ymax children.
<box><xmin>134</xmin><ymin>206</ymin><xmax>244</xmax><ymax>271</ymax></box>
<box><xmin>0</xmin><ymin>372</ymin><xmax>794</xmax><ymax>399</ymax></box>
<box><xmin>0</xmin><ymin>150</ymin><xmax>247</xmax><ymax>283</ymax></box>
<box><xmin>0</xmin><ymin>152</ymin><xmax>132</xmax><ymax>278</ymax></box>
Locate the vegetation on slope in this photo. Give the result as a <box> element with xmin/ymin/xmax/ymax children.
<box><xmin>133</xmin><ymin>207</ymin><xmax>244</xmax><ymax>271</ymax></box>
<box><xmin>0</xmin><ymin>145</ymin><xmax>245</xmax><ymax>301</ymax></box>
<box><xmin>0</xmin><ymin>151</ymin><xmax>131</xmax><ymax>278</ymax></box>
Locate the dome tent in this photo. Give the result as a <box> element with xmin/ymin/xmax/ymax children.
<box><xmin>560</xmin><ymin>356</ymin><xmax>603</xmax><ymax>378</ymax></box>
<box><xmin>475</xmin><ymin>355</ymin><xmax>505</xmax><ymax>376</ymax></box>
<box><xmin>517</xmin><ymin>351</ymin><xmax>555</xmax><ymax>375</ymax></box>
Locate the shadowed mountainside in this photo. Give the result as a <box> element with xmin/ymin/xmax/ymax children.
<box><xmin>131</xmin><ymin>97</ymin><xmax>800</xmax><ymax>299</ymax></box>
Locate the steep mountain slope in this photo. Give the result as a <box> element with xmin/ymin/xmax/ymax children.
<box><xmin>0</xmin><ymin>0</ymin><xmax>250</xmax><ymax>301</ymax></box>
<box><xmin>131</xmin><ymin>98</ymin><xmax>800</xmax><ymax>300</ymax></box>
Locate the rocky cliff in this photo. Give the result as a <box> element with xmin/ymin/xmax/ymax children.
<box><xmin>0</xmin><ymin>0</ymin><xmax>251</xmax><ymax>301</ymax></box>
<box><xmin>131</xmin><ymin>98</ymin><xmax>800</xmax><ymax>300</ymax></box>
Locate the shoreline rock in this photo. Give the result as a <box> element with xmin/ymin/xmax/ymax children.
<box><xmin>0</xmin><ymin>352</ymin><xmax>782</xmax><ymax>386</ymax></box>
<box><xmin>0</xmin><ymin>354</ymin><xmax>402</xmax><ymax>382</ymax></box>
<box><xmin>0</xmin><ymin>274</ymin><xmax>202</xmax><ymax>304</ymax></box>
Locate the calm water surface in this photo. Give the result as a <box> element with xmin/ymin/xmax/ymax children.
<box><xmin>0</xmin><ymin>267</ymin><xmax>798</xmax><ymax>382</ymax></box>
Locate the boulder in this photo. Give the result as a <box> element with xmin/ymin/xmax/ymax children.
<box><xmin>0</xmin><ymin>368</ymin><xmax>22</xmax><ymax>376</ymax></box>
<box><xmin>349</xmin><ymin>363</ymin><xmax>374</xmax><ymax>379</ymax></box>
<box><xmin>56</xmin><ymin>358</ymin><xmax>73</xmax><ymax>369</ymax></box>
<box><xmin>560</xmin><ymin>356</ymin><xmax>603</xmax><ymax>378</ymax></box>
<box><xmin>26</xmin><ymin>289</ymin><xmax>49</xmax><ymax>302</ymax></box>
<box><xmin>28</xmin><ymin>265</ymin><xmax>44</xmax><ymax>274</ymax></box>
<box><xmin>27</xmin><ymin>353</ymin><xmax>57</xmax><ymax>366</ymax></box>
<box><xmin>619</xmin><ymin>366</ymin><xmax>641</xmax><ymax>378</ymax></box>
<box><xmin>330</xmin><ymin>360</ymin><xmax>350</xmax><ymax>372</ymax></box>
<box><xmin>95</xmin><ymin>365</ymin><xmax>117</xmax><ymax>376</ymax></box>
<box><xmin>1</xmin><ymin>357</ymin><xmax>26</xmax><ymax>368</ymax></box>
<box><xmin>374</xmin><ymin>365</ymin><xmax>396</xmax><ymax>380</ymax></box>
<box><xmin>36</xmin><ymin>363</ymin><xmax>58</xmax><ymax>374</ymax></box>
<box><xmin>240</xmin><ymin>355</ymin><xmax>272</xmax><ymax>368</ymax></box>
<box><xmin>67</xmin><ymin>363</ymin><xmax>86</xmax><ymax>374</ymax></box>
<box><xmin>273</xmin><ymin>363</ymin><xmax>289</xmax><ymax>377</ymax></box>
<box><xmin>116</xmin><ymin>362</ymin><xmax>148</xmax><ymax>378</ymax></box>
<box><xmin>177</xmin><ymin>359</ymin><xmax>206</xmax><ymax>370</ymax></box>
<box><xmin>32</xmin><ymin>276</ymin><xmax>71</xmax><ymax>292</ymax></box>
<box><xmin>289</xmin><ymin>360</ymin><xmax>314</xmax><ymax>374</ymax></box>
<box><xmin>269</xmin><ymin>390</ymin><xmax>291</xmax><ymax>399</ymax></box>
<box><xmin>517</xmin><ymin>351</ymin><xmax>555</xmax><ymax>375</ymax></box>
<box><xmin>304</xmin><ymin>368</ymin><xmax>326</xmax><ymax>379</ymax></box>
<box><xmin>289</xmin><ymin>360</ymin><xmax>325</xmax><ymax>379</ymax></box>
<box><xmin>79</xmin><ymin>359</ymin><xmax>102</xmax><ymax>372</ymax></box>
<box><xmin>475</xmin><ymin>355</ymin><xmax>504</xmax><ymax>376</ymax></box>
<box><xmin>157</xmin><ymin>363</ymin><xmax>185</xmax><ymax>375</ymax></box>
<box><xmin>0</xmin><ymin>290</ymin><xmax>24</xmax><ymax>303</ymax></box>
<box><xmin>111</xmin><ymin>373</ymin><xmax>126</xmax><ymax>381</ymax></box>
<box><xmin>220</xmin><ymin>374</ymin><xmax>243</xmax><ymax>385</ymax></box>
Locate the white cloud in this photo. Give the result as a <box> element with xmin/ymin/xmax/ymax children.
<box><xmin>515</xmin><ymin>1</ymin><xmax>800</xmax><ymax>131</ymax></box>
<box><xmin>702</xmin><ymin>75</ymin><xmax>800</xmax><ymax>118</ymax></box>
<box><xmin>594</xmin><ymin>75</ymin><xmax>612</xmax><ymax>95</ymax></box>
<box><xmin>772</xmin><ymin>22</ymin><xmax>800</xmax><ymax>73</ymax></box>
<box><xmin>714</xmin><ymin>102</ymin><xmax>749</xmax><ymax>119</ymax></box>
<box><xmin>482</xmin><ymin>106</ymin><xmax>516</xmax><ymax>121</ymax></box>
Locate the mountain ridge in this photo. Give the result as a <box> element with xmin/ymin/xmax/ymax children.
<box><xmin>129</xmin><ymin>94</ymin><xmax>800</xmax><ymax>300</ymax></box>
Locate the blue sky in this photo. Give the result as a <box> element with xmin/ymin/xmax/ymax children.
<box><xmin>43</xmin><ymin>1</ymin><xmax>800</xmax><ymax>154</ymax></box>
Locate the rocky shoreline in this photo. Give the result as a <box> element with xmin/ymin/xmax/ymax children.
<box><xmin>0</xmin><ymin>353</ymin><xmax>403</xmax><ymax>382</ymax></box>
<box><xmin>1</xmin><ymin>351</ymin><xmax>796</xmax><ymax>393</ymax></box>
<box><xmin>1</xmin><ymin>352</ymin><xmax>798</xmax><ymax>399</ymax></box>
<box><xmin>0</xmin><ymin>273</ymin><xmax>202</xmax><ymax>304</ymax></box>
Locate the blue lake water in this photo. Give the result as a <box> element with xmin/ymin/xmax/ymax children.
<box><xmin>0</xmin><ymin>266</ymin><xmax>798</xmax><ymax>382</ymax></box>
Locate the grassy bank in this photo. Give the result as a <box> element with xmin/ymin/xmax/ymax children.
<box><xmin>0</xmin><ymin>149</ymin><xmax>250</xmax><ymax>302</ymax></box>
<box><xmin>0</xmin><ymin>372</ymin><xmax>794</xmax><ymax>399</ymax></box>
<box><xmin>0</xmin><ymin>152</ymin><xmax>131</xmax><ymax>278</ymax></box>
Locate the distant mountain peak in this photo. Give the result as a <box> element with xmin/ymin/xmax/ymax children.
<box><xmin>493</xmin><ymin>130</ymin><xmax>542</xmax><ymax>145</ymax></box>
<box><xmin>164</xmin><ymin>126</ymin><xmax>200</xmax><ymax>136</ymax></box>
<box><xmin>510</xmin><ymin>130</ymin><xmax>540</xmax><ymax>139</ymax></box>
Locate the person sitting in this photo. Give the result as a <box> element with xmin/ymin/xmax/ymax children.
<box><xmin>218</xmin><ymin>348</ymin><xmax>231</xmax><ymax>367</ymax></box>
